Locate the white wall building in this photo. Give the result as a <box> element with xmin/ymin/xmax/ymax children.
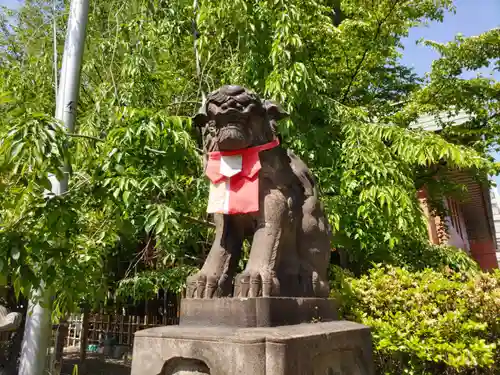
<box><xmin>489</xmin><ymin>188</ymin><xmax>500</xmax><ymax>265</ymax></box>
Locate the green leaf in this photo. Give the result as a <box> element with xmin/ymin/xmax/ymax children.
<box><xmin>156</xmin><ymin>220</ymin><xmax>165</xmax><ymax>235</ymax></box>
<box><xmin>10</xmin><ymin>141</ymin><xmax>24</xmax><ymax>159</ymax></box>
<box><xmin>115</xmin><ymin>165</ymin><xmax>125</xmax><ymax>174</ymax></box>
<box><xmin>145</xmin><ymin>213</ymin><xmax>160</xmax><ymax>233</ymax></box>
<box><xmin>11</xmin><ymin>247</ymin><xmax>20</xmax><ymax>261</ymax></box>
<box><xmin>123</xmin><ymin>191</ymin><xmax>131</xmax><ymax>205</ymax></box>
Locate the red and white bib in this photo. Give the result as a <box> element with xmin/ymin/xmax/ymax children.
<box><xmin>205</xmin><ymin>139</ymin><xmax>280</xmax><ymax>214</ymax></box>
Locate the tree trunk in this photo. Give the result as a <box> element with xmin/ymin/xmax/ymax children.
<box><xmin>51</xmin><ymin>318</ymin><xmax>69</xmax><ymax>375</ymax></box>
<box><xmin>80</xmin><ymin>309</ymin><xmax>89</xmax><ymax>363</ymax></box>
<box><xmin>332</xmin><ymin>0</ymin><xmax>345</xmax><ymax>26</ymax></box>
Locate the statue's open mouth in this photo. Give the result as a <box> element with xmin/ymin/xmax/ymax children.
<box><xmin>218</xmin><ymin>124</ymin><xmax>248</xmax><ymax>151</ymax></box>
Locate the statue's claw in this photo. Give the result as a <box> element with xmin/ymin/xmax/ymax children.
<box><xmin>234</xmin><ymin>268</ymin><xmax>280</xmax><ymax>298</ymax></box>
<box><xmin>186</xmin><ymin>272</ymin><xmax>231</xmax><ymax>299</ymax></box>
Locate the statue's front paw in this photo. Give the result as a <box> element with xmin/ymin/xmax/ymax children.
<box><xmin>234</xmin><ymin>268</ymin><xmax>280</xmax><ymax>297</ymax></box>
<box><xmin>186</xmin><ymin>272</ymin><xmax>230</xmax><ymax>298</ymax></box>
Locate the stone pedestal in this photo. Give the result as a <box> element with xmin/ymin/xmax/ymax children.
<box><xmin>131</xmin><ymin>298</ymin><xmax>374</xmax><ymax>375</ymax></box>
<box><xmin>132</xmin><ymin>320</ymin><xmax>373</xmax><ymax>375</ymax></box>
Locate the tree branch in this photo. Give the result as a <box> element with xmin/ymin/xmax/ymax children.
<box><xmin>67</xmin><ymin>133</ymin><xmax>103</xmax><ymax>142</ymax></box>
<box><xmin>80</xmin><ymin>84</ymin><xmax>96</xmax><ymax>105</ymax></box>
<box><xmin>182</xmin><ymin>215</ymin><xmax>215</xmax><ymax>228</ymax></box>
<box><xmin>144</xmin><ymin>146</ymin><xmax>166</xmax><ymax>154</ymax></box>
<box><xmin>341</xmin><ymin>0</ymin><xmax>403</xmax><ymax>103</ymax></box>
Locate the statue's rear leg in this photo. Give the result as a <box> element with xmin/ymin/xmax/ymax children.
<box><xmin>299</xmin><ymin>197</ymin><xmax>332</xmax><ymax>298</ymax></box>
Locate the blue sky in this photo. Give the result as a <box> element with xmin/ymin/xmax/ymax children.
<box><xmin>400</xmin><ymin>0</ymin><xmax>499</xmax><ymax>77</ymax></box>
<box><xmin>0</xmin><ymin>0</ymin><xmax>20</xmax><ymax>9</ymax></box>
<box><xmin>398</xmin><ymin>0</ymin><xmax>500</xmax><ymax>185</ymax></box>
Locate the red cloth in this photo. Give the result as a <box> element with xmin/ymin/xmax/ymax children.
<box><xmin>205</xmin><ymin>139</ymin><xmax>280</xmax><ymax>214</ymax></box>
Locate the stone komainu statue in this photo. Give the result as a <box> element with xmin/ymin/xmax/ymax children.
<box><xmin>0</xmin><ymin>305</ymin><xmax>22</xmax><ymax>375</ymax></box>
<box><xmin>0</xmin><ymin>305</ymin><xmax>21</xmax><ymax>332</ymax></box>
<box><xmin>186</xmin><ymin>85</ymin><xmax>331</xmax><ymax>299</ymax></box>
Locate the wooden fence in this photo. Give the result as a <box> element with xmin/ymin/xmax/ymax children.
<box><xmin>64</xmin><ymin>312</ymin><xmax>179</xmax><ymax>349</ymax></box>
<box><xmin>61</xmin><ymin>291</ymin><xmax>181</xmax><ymax>350</ymax></box>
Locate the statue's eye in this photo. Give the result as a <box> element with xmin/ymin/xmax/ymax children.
<box><xmin>207</xmin><ymin>120</ymin><xmax>217</xmax><ymax>132</ymax></box>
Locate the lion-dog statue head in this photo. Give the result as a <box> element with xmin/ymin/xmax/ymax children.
<box><xmin>187</xmin><ymin>85</ymin><xmax>331</xmax><ymax>299</ymax></box>
<box><xmin>193</xmin><ymin>85</ymin><xmax>287</xmax><ymax>155</ymax></box>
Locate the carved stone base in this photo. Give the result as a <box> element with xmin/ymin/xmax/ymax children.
<box><xmin>131</xmin><ymin>321</ymin><xmax>374</xmax><ymax>375</ymax></box>
<box><xmin>179</xmin><ymin>297</ymin><xmax>338</xmax><ymax>328</ymax></box>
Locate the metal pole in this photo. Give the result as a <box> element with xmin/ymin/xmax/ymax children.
<box><xmin>54</xmin><ymin>0</ymin><xmax>89</xmax><ymax>191</ymax></box>
<box><xmin>18</xmin><ymin>1</ymin><xmax>89</xmax><ymax>375</ymax></box>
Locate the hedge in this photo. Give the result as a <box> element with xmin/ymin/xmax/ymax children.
<box><xmin>333</xmin><ymin>265</ymin><xmax>500</xmax><ymax>375</ymax></box>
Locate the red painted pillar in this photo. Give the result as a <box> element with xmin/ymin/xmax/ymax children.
<box><xmin>417</xmin><ymin>188</ymin><xmax>440</xmax><ymax>245</ymax></box>
<box><xmin>469</xmin><ymin>240</ymin><xmax>499</xmax><ymax>270</ymax></box>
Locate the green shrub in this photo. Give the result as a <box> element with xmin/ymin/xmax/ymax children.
<box><xmin>395</xmin><ymin>243</ymin><xmax>481</xmax><ymax>274</ymax></box>
<box><xmin>333</xmin><ymin>265</ymin><xmax>500</xmax><ymax>375</ymax></box>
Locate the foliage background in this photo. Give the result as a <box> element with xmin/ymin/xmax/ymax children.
<box><xmin>0</xmin><ymin>1</ymin><xmax>499</xmax><ymax>373</ymax></box>
<box><xmin>0</xmin><ymin>0</ymin><xmax>498</xmax><ymax>312</ymax></box>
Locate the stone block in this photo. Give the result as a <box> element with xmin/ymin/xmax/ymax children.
<box><xmin>131</xmin><ymin>320</ymin><xmax>374</xmax><ymax>375</ymax></box>
<box><xmin>179</xmin><ymin>297</ymin><xmax>339</xmax><ymax>328</ymax></box>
